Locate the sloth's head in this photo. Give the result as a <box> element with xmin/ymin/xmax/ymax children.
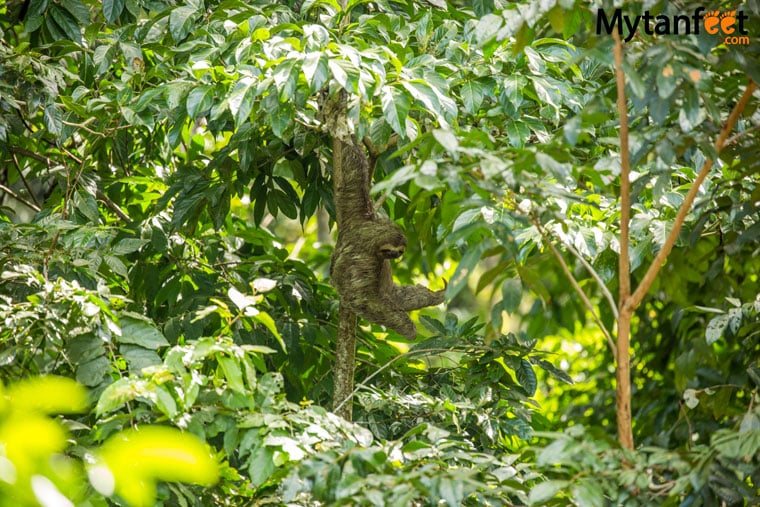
<box><xmin>377</xmin><ymin>226</ymin><xmax>407</xmax><ymax>259</ymax></box>
<box><xmin>378</xmin><ymin>242</ymin><xmax>405</xmax><ymax>259</ymax></box>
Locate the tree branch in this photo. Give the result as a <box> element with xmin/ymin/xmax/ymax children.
<box><xmin>0</xmin><ymin>183</ymin><xmax>41</xmax><ymax>212</ymax></box>
<box><xmin>332</xmin><ymin>306</ymin><xmax>357</xmax><ymax>420</ymax></box>
<box><xmin>531</xmin><ymin>217</ymin><xmax>617</xmax><ymax>361</ymax></box>
<box><xmin>11</xmin><ymin>146</ymin><xmax>131</xmax><ymax>222</ymax></box>
<box><xmin>723</xmin><ymin>122</ymin><xmax>760</xmax><ymax>146</ymax></box>
<box><xmin>334</xmin><ymin>346</ymin><xmax>488</xmax><ymax>415</ymax></box>
<box><xmin>324</xmin><ymin>89</ymin><xmax>361</xmax><ymax>421</ymax></box>
<box><xmin>614</xmin><ymin>34</ymin><xmax>632</xmax><ymax>311</ymax></box>
<box><xmin>96</xmin><ymin>189</ymin><xmax>131</xmax><ymax>222</ymax></box>
<box><xmin>612</xmin><ymin>30</ymin><xmax>634</xmax><ymax>450</ymax></box>
<box><xmin>11</xmin><ymin>153</ymin><xmax>41</xmax><ymax>208</ymax></box>
<box><xmin>562</xmin><ymin>241</ymin><xmax>619</xmax><ymax>320</ymax></box>
<box><xmin>624</xmin><ymin>79</ymin><xmax>757</xmax><ymax>314</ymax></box>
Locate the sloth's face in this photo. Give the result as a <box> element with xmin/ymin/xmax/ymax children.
<box><xmin>378</xmin><ymin>243</ymin><xmax>405</xmax><ymax>259</ymax></box>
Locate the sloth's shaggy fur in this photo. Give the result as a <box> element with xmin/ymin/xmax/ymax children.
<box><xmin>325</xmin><ymin>91</ymin><xmax>444</xmax><ymax>339</ymax></box>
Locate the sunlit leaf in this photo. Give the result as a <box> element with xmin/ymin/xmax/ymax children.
<box><xmin>381</xmin><ymin>85</ymin><xmax>410</xmax><ymax>137</ymax></box>
<box><xmin>7</xmin><ymin>376</ymin><xmax>88</xmax><ymax>414</ymax></box>
<box><xmin>95</xmin><ymin>426</ymin><xmax>219</xmax><ymax>507</ymax></box>
<box><xmin>302</xmin><ymin>52</ymin><xmax>328</xmax><ymax>92</ymax></box>
<box><xmin>529</xmin><ymin>479</ymin><xmax>568</xmax><ymax>504</ymax></box>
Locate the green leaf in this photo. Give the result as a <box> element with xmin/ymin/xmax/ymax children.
<box><xmin>96</xmin><ymin>378</ymin><xmax>136</xmax><ymax>415</ymax></box>
<box><xmin>228</xmin><ymin>77</ymin><xmax>257</xmax><ymax>127</ymax></box>
<box><xmin>446</xmin><ymin>242</ymin><xmax>487</xmax><ymax>301</ymax></box>
<box><xmin>25</xmin><ymin>14</ymin><xmax>44</xmax><ymax>33</ymax></box>
<box><xmin>529</xmin><ymin>479</ymin><xmax>568</xmax><ymax>504</ymax></box>
<box><xmin>546</xmin><ymin>5</ymin><xmax>565</xmax><ymax>33</ymax></box>
<box><xmin>401</xmin><ymin>440</ymin><xmax>431</xmax><ymax>453</ymax></box>
<box><xmin>186</xmin><ymin>86</ymin><xmax>214</xmax><ymax>119</ymax></box>
<box><xmin>472</xmin><ymin>0</ymin><xmax>494</xmax><ymax>17</ymax></box>
<box><xmin>381</xmin><ymin>85</ymin><xmax>410</xmax><ymax>137</ymax></box>
<box><xmin>27</xmin><ymin>0</ymin><xmax>49</xmax><ymax>18</ymax></box>
<box><xmin>268</xmin><ymin>102</ymin><xmax>293</xmax><ymax>139</ymax></box>
<box><xmin>49</xmin><ymin>5</ymin><xmax>82</xmax><ymax>42</ymax></box>
<box><xmin>76</xmin><ymin>356</ymin><xmax>111</xmax><ymax>386</ymax></box>
<box><xmin>300</xmin><ymin>0</ymin><xmax>340</xmax><ymax>15</ymax></box>
<box><xmin>531</xmin><ymin>77</ymin><xmax>559</xmax><ymax>109</ymax></box>
<box><xmin>252</xmin><ymin>311</ymin><xmax>286</xmax><ymax>353</ymax></box>
<box><xmin>103</xmin><ymin>0</ymin><xmax>125</xmax><ymax>23</ymax></box>
<box><xmin>656</xmin><ymin>64</ymin><xmax>677</xmax><ymax>99</ymax></box>
<box><xmin>273</xmin><ymin>59</ymin><xmax>299</xmax><ymax>100</ymax></box>
<box><xmin>93</xmin><ymin>43</ymin><xmax>117</xmax><ymax>75</ymax></box>
<box><xmin>112</xmin><ymin>238</ymin><xmax>149</xmax><ymax>255</ymax></box>
<box><xmin>563</xmin><ymin>115</ymin><xmax>581</xmax><ymax>146</ymax></box>
<box><xmin>43</xmin><ymin>103</ymin><xmax>62</xmax><ymax>136</ymax></box>
<box><xmin>563</xmin><ymin>8</ymin><xmax>583</xmax><ymax>39</ymax></box>
<box><xmin>152</xmin><ymin>385</ymin><xmax>178</xmax><ymax>418</ymax></box>
<box><xmin>501</xmin><ymin>278</ymin><xmax>522</xmax><ymax>313</ymax></box>
<box><xmin>432</xmin><ymin>128</ymin><xmax>458</xmax><ymax>157</ymax></box>
<box><xmin>402</xmin><ymin>80</ymin><xmax>443</xmax><ymax>122</ymax></box>
<box><xmin>328</xmin><ymin>58</ymin><xmax>359</xmax><ymax>93</ymax></box>
<box><xmin>438</xmin><ymin>478</ymin><xmax>464</xmax><ymax>506</ymax></box>
<box><xmin>104</xmin><ymin>254</ymin><xmax>129</xmax><ymax>278</ymax></box>
<box><xmin>121</xmin><ymin>345</ymin><xmax>162</xmax><ymax>372</ymax></box>
<box><xmin>61</xmin><ymin>0</ymin><xmax>89</xmax><ymax>23</ymax></box>
<box><xmin>705</xmin><ymin>314</ymin><xmax>729</xmax><ymax>344</ymax></box>
<box><xmin>248</xmin><ymin>445</ymin><xmax>276</xmax><ymax>488</ymax></box>
<box><xmin>75</xmin><ymin>190</ymin><xmax>99</xmax><ymax>222</ymax></box>
<box><xmin>570</xmin><ymin>478</ymin><xmax>605</xmax><ymax>506</ymax></box>
<box><xmin>505</xmin><ymin>121</ymin><xmax>529</xmax><ymax>148</ymax></box>
<box><xmin>218</xmin><ymin>356</ymin><xmax>246</xmax><ymax>393</ymax></box>
<box><xmin>169</xmin><ymin>5</ymin><xmax>197</xmax><ymax>42</ymax></box>
<box><xmin>475</xmin><ymin>14</ymin><xmax>502</xmax><ymax>46</ymax></box>
<box><xmin>119</xmin><ymin>315</ymin><xmax>170</xmax><ymax>349</ymax></box>
<box><xmin>68</xmin><ymin>335</ymin><xmax>106</xmax><ymax>364</ymax></box>
<box><xmin>302</xmin><ymin>52</ymin><xmax>328</xmax><ymax>92</ymax></box>
<box><xmin>516</xmin><ymin>359</ymin><xmax>537</xmax><ymax>396</ymax></box>
<box><xmin>460</xmin><ymin>80</ymin><xmax>486</xmax><ymax>114</ymax></box>
<box><xmin>531</xmin><ymin>358</ymin><xmax>573</xmax><ymax>384</ymax></box>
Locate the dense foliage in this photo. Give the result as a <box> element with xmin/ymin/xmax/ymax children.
<box><xmin>1</xmin><ymin>0</ymin><xmax>759</xmax><ymax>505</ymax></box>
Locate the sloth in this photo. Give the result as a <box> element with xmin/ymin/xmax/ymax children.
<box><xmin>330</xmin><ymin>216</ymin><xmax>444</xmax><ymax>339</ymax></box>
<box><xmin>323</xmin><ymin>89</ymin><xmax>444</xmax><ymax>339</ymax></box>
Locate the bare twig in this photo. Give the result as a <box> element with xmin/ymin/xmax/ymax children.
<box><xmin>723</xmin><ymin>123</ymin><xmax>760</xmax><ymax>146</ymax></box>
<box><xmin>562</xmin><ymin>241</ymin><xmax>619</xmax><ymax>320</ymax></box>
<box><xmin>11</xmin><ymin>153</ymin><xmax>41</xmax><ymax>208</ymax></box>
<box><xmin>11</xmin><ymin>144</ymin><xmax>131</xmax><ymax>222</ymax></box>
<box><xmin>334</xmin><ymin>347</ymin><xmax>477</xmax><ymax>414</ymax></box>
<box><xmin>62</xmin><ymin>118</ymin><xmax>105</xmax><ymax>137</ymax></box>
<box><xmin>96</xmin><ymin>189</ymin><xmax>131</xmax><ymax>222</ymax></box>
<box><xmin>10</xmin><ymin>147</ymin><xmax>56</xmax><ymax>166</ymax></box>
<box><xmin>0</xmin><ymin>183</ymin><xmax>41</xmax><ymax>212</ymax></box>
<box><xmin>532</xmin><ymin>217</ymin><xmax>618</xmax><ymax>361</ymax></box>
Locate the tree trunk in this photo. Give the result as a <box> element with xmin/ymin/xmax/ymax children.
<box><xmin>322</xmin><ymin>89</ymin><xmax>368</xmax><ymax>421</ymax></box>
<box><xmin>612</xmin><ymin>31</ymin><xmax>635</xmax><ymax>449</ymax></box>
<box><xmin>612</xmin><ymin>29</ymin><xmax>756</xmax><ymax>449</ymax></box>
<box><xmin>332</xmin><ymin>306</ymin><xmax>357</xmax><ymax>420</ymax></box>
